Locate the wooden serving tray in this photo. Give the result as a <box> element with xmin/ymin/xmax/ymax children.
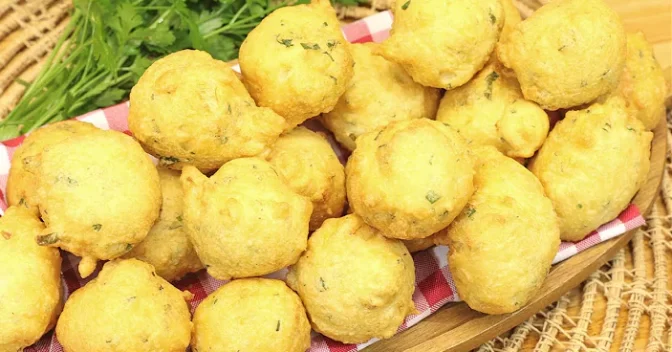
<box><xmin>364</xmin><ymin>113</ymin><xmax>668</xmax><ymax>352</ymax></box>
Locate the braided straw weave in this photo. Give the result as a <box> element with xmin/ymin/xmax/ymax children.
<box><xmin>1</xmin><ymin>1</ymin><xmax>671</xmax><ymax>351</ymax></box>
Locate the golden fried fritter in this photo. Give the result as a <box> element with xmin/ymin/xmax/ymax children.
<box><xmin>239</xmin><ymin>0</ymin><xmax>353</xmax><ymax>128</ymax></box>
<box><xmin>35</xmin><ymin>130</ymin><xmax>161</xmax><ymax>278</ymax></box>
<box><xmin>530</xmin><ymin>97</ymin><xmax>652</xmax><ymax>241</ymax></box>
<box><xmin>192</xmin><ymin>278</ymin><xmax>311</xmax><ymax>352</ymax></box>
<box><xmin>434</xmin><ymin>147</ymin><xmax>560</xmax><ymax>314</ymax></box>
<box><xmin>262</xmin><ymin>127</ymin><xmax>345</xmax><ymax>230</ymax></box>
<box><xmin>0</xmin><ymin>207</ymin><xmax>62</xmax><ymax>352</ymax></box>
<box><xmin>320</xmin><ymin>43</ymin><xmax>440</xmax><ymax>150</ymax></box>
<box><xmin>606</xmin><ymin>32</ymin><xmax>667</xmax><ymax>130</ymax></box>
<box><xmin>436</xmin><ymin>64</ymin><xmax>549</xmax><ymax>158</ymax></box>
<box><xmin>181</xmin><ymin>158</ymin><xmax>312</xmax><ymax>280</ymax></box>
<box><xmin>56</xmin><ymin>259</ymin><xmax>192</xmax><ymax>352</ymax></box>
<box><xmin>346</xmin><ymin>118</ymin><xmax>474</xmax><ymax>239</ymax></box>
<box><xmin>6</xmin><ymin>120</ymin><xmax>98</xmax><ymax>216</ymax></box>
<box><xmin>286</xmin><ymin>214</ymin><xmax>415</xmax><ymax>344</ymax></box>
<box><xmin>124</xmin><ymin>168</ymin><xmax>203</xmax><ymax>282</ymax></box>
<box><xmin>497</xmin><ymin>0</ymin><xmax>626</xmax><ymax>110</ymax></box>
<box><xmin>129</xmin><ymin>50</ymin><xmax>286</xmax><ymax>172</ymax></box>
<box><xmin>380</xmin><ymin>0</ymin><xmax>503</xmax><ymax>89</ymax></box>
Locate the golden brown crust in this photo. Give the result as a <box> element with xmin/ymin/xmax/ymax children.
<box><xmin>181</xmin><ymin>158</ymin><xmax>312</xmax><ymax>280</ymax></box>
<box><xmin>346</xmin><ymin>118</ymin><xmax>474</xmax><ymax>239</ymax></box>
<box><xmin>286</xmin><ymin>214</ymin><xmax>415</xmax><ymax>344</ymax></box>
<box><xmin>239</xmin><ymin>1</ymin><xmax>353</xmax><ymax>128</ymax></box>
<box><xmin>0</xmin><ymin>206</ymin><xmax>62</xmax><ymax>352</ymax></box>
<box><xmin>529</xmin><ymin>97</ymin><xmax>652</xmax><ymax>241</ymax></box>
<box><xmin>380</xmin><ymin>0</ymin><xmax>503</xmax><ymax>89</ymax></box>
<box><xmin>56</xmin><ymin>259</ymin><xmax>192</xmax><ymax>352</ymax></box>
<box><xmin>192</xmin><ymin>278</ymin><xmax>311</xmax><ymax>352</ymax></box>
<box><xmin>129</xmin><ymin>50</ymin><xmax>285</xmax><ymax>172</ymax></box>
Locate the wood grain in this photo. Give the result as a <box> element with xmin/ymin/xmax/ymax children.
<box><xmin>363</xmin><ymin>114</ymin><xmax>668</xmax><ymax>352</ymax></box>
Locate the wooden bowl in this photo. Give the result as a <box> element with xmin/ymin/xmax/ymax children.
<box><xmin>364</xmin><ymin>113</ymin><xmax>668</xmax><ymax>352</ymax></box>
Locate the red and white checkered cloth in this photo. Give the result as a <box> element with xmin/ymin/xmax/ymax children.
<box><xmin>0</xmin><ymin>10</ymin><xmax>646</xmax><ymax>352</ymax></box>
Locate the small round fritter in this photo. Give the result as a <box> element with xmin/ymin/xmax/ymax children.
<box><xmin>608</xmin><ymin>32</ymin><xmax>667</xmax><ymax>130</ymax></box>
<box><xmin>320</xmin><ymin>43</ymin><xmax>440</xmax><ymax>150</ymax></box>
<box><xmin>436</xmin><ymin>64</ymin><xmax>549</xmax><ymax>158</ymax></box>
<box><xmin>434</xmin><ymin>147</ymin><xmax>560</xmax><ymax>314</ymax></box>
<box><xmin>35</xmin><ymin>130</ymin><xmax>161</xmax><ymax>278</ymax></box>
<box><xmin>530</xmin><ymin>97</ymin><xmax>652</xmax><ymax>241</ymax></box>
<box><xmin>286</xmin><ymin>214</ymin><xmax>415</xmax><ymax>344</ymax></box>
<box><xmin>262</xmin><ymin>127</ymin><xmax>345</xmax><ymax>231</ymax></box>
<box><xmin>239</xmin><ymin>0</ymin><xmax>354</xmax><ymax>129</ymax></box>
<box><xmin>0</xmin><ymin>206</ymin><xmax>62</xmax><ymax>352</ymax></box>
<box><xmin>56</xmin><ymin>259</ymin><xmax>192</xmax><ymax>352</ymax></box>
<box><xmin>6</xmin><ymin>120</ymin><xmax>98</xmax><ymax>216</ymax></box>
<box><xmin>192</xmin><ymin>278</ymin><xmax>311</xmax><ymax>352</ymax></box>
<box><xmin>124</xmin><ymin>168</ymin><xmax>203</xmax><ymax>282</ymax></box>
<box><xmin>497</xmin><ymin>0</ymin><xmax>626</xmax><ymax>110</ymax></box>
<box><xmin>346</xmin><ymin>118</ymin><xmax>474</xmax><ymax>240</ymax></box>
<box><xmin>402</xmin><ymin>237</ymin><xmax>435</xmax><ymax>253</ymax></box>
<box><xmin>380</xmin><ymin>0</ymin><xmax>503</xmax><ymax>89</ymax></box>
<box><xmin>129</xmin><ymin>50</ymin><xmax>286</xmax><ymax>172</ymax></box>
<box><xmin>181</xmin><ymin>158</ymin><xmax>312</xmax><ymax>280</ymax></box>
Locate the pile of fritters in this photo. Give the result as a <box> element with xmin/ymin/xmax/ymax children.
<box><xmin>2</xmin><ymin>0</ymin><xmax>665</xmax><ymax>350</ymax></box>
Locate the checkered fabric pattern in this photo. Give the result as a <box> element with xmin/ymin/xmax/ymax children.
<box><xmin>0</xmin><ymin>10</ymin><xmax>646</xmax><ymax>352</ymax></box>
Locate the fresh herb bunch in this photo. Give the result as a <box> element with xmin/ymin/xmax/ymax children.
<box><xmin>0</xmin><ymin>0</ymin><xmax>357</xmax><ymax>140</ymax></box>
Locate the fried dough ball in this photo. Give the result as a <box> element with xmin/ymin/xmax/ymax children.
<box><xmin>436</xmin><ymin>64</ymin><xmax>549</xmax><ymax>158</ymax></box>
<box><xmin>56</xmin><ymin>259</ymin><xmax>191</xmax><ymax>352</ymax></box>
<box><xmin>181</xmin><ymin>158</ymin><xmax>312</xmax><ymax>280</ymax></box>
<box><xmin>6</xmin><ymin>120</ymin><xmax>98</xmax><ymax>216</ymax></box>
<box><xmin>434</xmin><ymin>147</ymin><xmax>560</xmax><ymax>314</ymax></box>
<box><xmin>124</xmin><ymin>168</ymin><xmax>203</xmax><ymax>282</ymax></box>
<box><xmin>0</xmin><ymin>207</ymin><xmax>62</xmax><ymax>352</ymax></box>
<box><xmin>239</xmin><ymin>0</ymin><xmax>354</xmax><ymax>129</ymax></box>
<box><xmin>35</xmin><ymin>130</ymin><xmax>161</xmax><ymax>278</ymax></box>
<box><xmin>286</xmin><ymin>214</ymin><xmax>415</xmax><ymax>344</ymax></box>
<box><xmin>129</xmin><ymin>50</ymin><xmax>285</xmax><ymax>172</ymax></box>
<box><xmin>320</xmin><ymin>43</ymin><xmax>440</xmax><ymax>150</ymax></box>
<box><xmin>607</xmin><ymin>32</ymin><xmax>667</xmax><ymax>130</ymax></box>
<box><xmin>192</xmin><ymin>278</ymin><xmax>310</xmax><ymax>352</ymax></box>
<box><xmin>380</xmin><ymin>0</ymin><xmax>503</xmax><ymax>89</ymax></box>
<box><xmin>262</xmin><ymin>127</ymin><xmax>345</xmax><ymax>230</ymax></box>
<box><xmin>530</xmin><ymin>97</ymin><xmax>652</xmax><ymax>241</ymax></box>
<box><xmin>497</xmin><ymin>0</ymin><xmax>626</xmax><ymax>110</ymax></box>
<box><xmin>346</xmin><ymin>118</ymin><xmax>474</xmax><ymax>239</ymax></box>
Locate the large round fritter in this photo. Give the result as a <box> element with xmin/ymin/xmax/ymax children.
<box><xmin>129</xmin><ymin>50</ymin><xmax>286</xmax><ymax>172</ymax></box>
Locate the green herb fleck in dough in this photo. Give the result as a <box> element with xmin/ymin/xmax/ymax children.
<box><xmin>425</xmin><ymin>190</ymin><xmax>441</xmax><ymax>204</ymax></box>
<box><xmin>348</xmin><ymin>133</ymin><xmax>357</xmax><ymax>141</ymax></box>
<box><xmin>489</xmin><ymin>12</ymin><xmax>496</xmax><ymax>24</ymax></box>
<box><xmin>323</xmin><ymin>51</ymin><xmax>334</xmax><ymax>62</ymax></box>
<box><xmin>276</xmin><ymin>36</ymin><xmax>293</xmax><ymax>47</ymax></box>
<box><xmin>18</xmin><ymin>197</ymin><xmax>26</xmax><ymax>207</ymax></box>
<box><xmin>484</xmin><ymin>71</ymin><xmax>499</xmax><ymax>100</ymax></box>
<box><xmin>159</xmin><ymin>156</ymin><xmax>180</xmax><ymax>165</ymax></box>
<box><xmin>323</xmin><ymin>22</ymin><xmax>328</xmax><ymax>26</ymax></box>
<box><xmin>466</xmin><ymin>207</ymin><xmax>476</xmax><ymax>218</ymax></box>
<box><xmin>300</xmin><ymin>42</ymin><xmax>321</xmax><ymax>50</ymax></box>
<box><xmin>93</xmin><ymin>224</ymin><xmax>102</xmax><ymax>231</ymax></box>
<box><xmin>577</xmin><ymin>203</ymin><xmax>583</xmax><ymax>209</ymax></box>
<box><xmin>37</xmin><ymin>233</ymin><xmax>59</xmax><ymax>245</ymax></box>
<box><xmin>327</xmin><ymin>40</ymin><xmax>338</xmax><ymax>48</ymax></box>
<box><xmin>401</xmin><ymin>0</ymin><xmax>411</xmax><ymax>10</ymax></box>
<box><xmin>319</xmin><ymin>277</ymin><xmax>328</xmax><ymax>291</ymax></box>
<box><xmin>627</xmin><ymin>127</ymin><xmax>635</xmax><ymax>132</ymax></box>
<box><xmin>276</xmin><ymin>320</ymin><xmax>281</xmax><ymax>332</ymax></box>
<box><xmin>328</xmin><ymin>75</ymin><xmax>337</xmax><ymax>84</ymax></box>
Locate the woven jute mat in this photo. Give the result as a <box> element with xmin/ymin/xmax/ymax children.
<box><xmin>1</xmin><ymin>1</ymin><xmax>671</xmax><ymax>351</ymax></box>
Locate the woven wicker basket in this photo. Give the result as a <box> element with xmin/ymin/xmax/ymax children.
<box><xmin>1</xmin><ymin>0</ymin><xmax>671</xmax><ymax>351</ymax></box>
